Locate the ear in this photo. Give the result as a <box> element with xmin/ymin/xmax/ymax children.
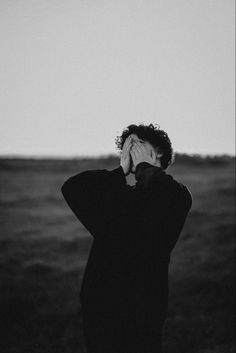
<box><xmin>156</xmin><ymin>152</ymin><xmax>163</xmax><ymax>158</ymax></box>
<box><xmin>155</xmin><ymin>147</ymin><xmax>163</xmax><ymax>158</ymax></box>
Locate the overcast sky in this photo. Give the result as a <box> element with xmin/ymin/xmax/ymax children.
<box><xmin>0</xmin><ymin>0</ymin><xmax>234</xmax><ymax>158</ymax></box>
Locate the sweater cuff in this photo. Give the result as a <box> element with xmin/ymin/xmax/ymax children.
<box><xmin>108</xmin><ymin>165</ymin><xmax>127</xmax><ymax>185</ymax></box>
<box><xmin>135</xmin><ymin>162</ymin><xmax>163</xmax><ymax>183</ymax></box>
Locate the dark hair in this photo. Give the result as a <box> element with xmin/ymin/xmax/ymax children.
<box><xmin>115</xmin><ymin>123</ymin><xmax>175</xmax><ymax>170</ymax></box>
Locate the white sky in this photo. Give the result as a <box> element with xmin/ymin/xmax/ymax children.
<box><xmin>0</xmin><ymin>0</ymin><xmax>235</xmax><ymax>157</ymax></box>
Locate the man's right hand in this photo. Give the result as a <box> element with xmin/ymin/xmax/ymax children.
<box><xmin>120</xmin><ymin>135</ymin><xmax>132</xmax><ymax>176</ymax></box>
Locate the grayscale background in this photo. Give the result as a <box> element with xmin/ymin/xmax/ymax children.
<box><xmin>0</xmin><ymin>1</ymin><xmax>235</xmax><ymax>352</ymax></box>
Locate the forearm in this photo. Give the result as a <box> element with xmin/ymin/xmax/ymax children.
<box><xmin>61</xmin><ymin>166</ymin><xmax>126</xmax><ymax>210</ymax></box>
<box><xmin>61</xmin><ymin>165</ymin><xmax>127</xmax><ymax>238</ymax></box>
<box><xmin>135</xmin><ymin>162</ymin><xmax>164</xmax><ymax>190</ymax></box>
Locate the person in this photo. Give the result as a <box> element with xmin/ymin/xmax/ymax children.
<box><xmin>61</xmin><ymin>123</ymin><xmax>192</xmax><ymax>353</ymax></box>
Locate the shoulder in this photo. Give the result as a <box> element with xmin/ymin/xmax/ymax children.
<box><xmin>168</xmin><ymin>175</ymin><xmax>193</xmax><ymax>211</ymax></box>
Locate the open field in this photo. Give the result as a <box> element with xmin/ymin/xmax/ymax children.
<box><xmin>0</xmin><ymin>154</ymin><xmax>235</xmax><ymax>353</ymax></box>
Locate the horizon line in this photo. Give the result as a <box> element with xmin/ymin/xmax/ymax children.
<box><xmin>0</xmin><ymin>151</ymin><xmax>235</xmax><ymax>160</ymax></box>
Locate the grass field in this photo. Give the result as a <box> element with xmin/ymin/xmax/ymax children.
<box><xmin>0</xmin><ymin>154</ymin><xmax>235</xmax><ymax>353</ymax></box>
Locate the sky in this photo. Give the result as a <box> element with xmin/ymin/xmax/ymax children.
<box><xmin>0</xmin><ymin>0</ymin><xmax>235</xmax><ymax>158</ymax></box>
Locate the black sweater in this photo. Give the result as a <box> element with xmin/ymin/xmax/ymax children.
<box><xmin>61</xmin><ymin>162</ymin><xmax>192</xmax><ymax>326</ymax></box>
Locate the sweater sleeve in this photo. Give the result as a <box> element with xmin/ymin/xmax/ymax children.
<box><xmin>61</xmin><ymin>165</ymin><xmax>127</xmax><ymax>238</ymax></box>
<box><xmin>120</xmin><ymin>162</ymin><xmax>193</xmax><ymax>257</ymax></box>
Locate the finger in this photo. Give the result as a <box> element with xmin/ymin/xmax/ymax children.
<box><xmin>130</xmin><ymin>145</ymin><xmax>138</xmax><ymax>156</ymax></box>
<box><xmin>127</xmin><ymin>142</ymin><xmax>132</xmax><ymax>150</ymax></box>
<box><xmin>126</xmin><ymin>135</ymin><xmax>132</xmax><ymax>144</ymax></box>
<box><xmin>139</xmin><ymin>143</ymin><xmax>151</xmax><ymax>156</ymax></box>
<box><xmin>123</xmin><ymin>140</ymin><xmax>128</xmax><ymax>150</ymax></box>
<box><xmin>124</xmin><ymin>136</ymin><xmax>131</xmax><ymax>145</ymax></box>
<box><xmin>126</xmin><ymin>142</ymin><xmax>133</xmax><ymax>154</ymax></box>
<box><xmin>125</xmin><ymin>136</ymin><xmax>132</xmax><ymax>148</ymax></box>
<box><xmin>133</xmin><ymin>141</ymin><xmax>144</xmax><ymax>152</ymax></box>
<box><xmin>123</xmin><ymin>140</ymin><xmax>130</xmax><ymax>153</ymax></box>
<box><xmin>130</xmin><ymin>150</ymin><xmax>136</xmax><ymax>161</ymax></box>
<box><xmin>132</xmin><ymin>145</ymin><xmax>142</xmax><ymax>156</ymax></box>
<box><xmin>131</xmin><ymin>147</ymin><xmax>139</xmax><ymax>159</ymax></box>
<box><xmin>143</xmin><ymin>145</ymin><xmax>151</xmax><ymax>157</ymax></box>
<box><xmin>131</xmin><ymin>143</ymin><xmax>140</xmax><ymax>152</ymax></box>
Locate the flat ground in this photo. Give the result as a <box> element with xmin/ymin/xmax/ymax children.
<box><xmin>0</xmin><ymin>155</ymin><xmax>235</xmax><ymax>353</ymax></box>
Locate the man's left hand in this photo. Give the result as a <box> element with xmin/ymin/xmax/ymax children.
<box><xmin>130</xmin><ymin>141</ymin><xmax>157</xmax><ymax>169</ymax></box>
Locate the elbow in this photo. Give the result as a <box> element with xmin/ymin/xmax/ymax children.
<box><xmin>187</xmin><ymin>191</ymin><xmax>193</xmax><ymax>212</ymax></box>
<box><xmin>61</xmin><ymin>183</ymin><xmax>67</xmax><ymax>199</ymax></box>
<box><xmin>183</xmin><ymin>187</ymin><xmax>193</xmax><ymax>213</ymax></box>
<box><xmin>61</xmin><ymin>178</ymin><xmax>72</xmax><ymax>198</ymax></box>
<box><xmin>61</xmin><ymin>183</ymin><xmax>66</xmax><ymax>196</ymax></box>
<box><xmin>179</xmin><ymin>188</ymin><xmax>192</xmax><ymax>217</ymax></box>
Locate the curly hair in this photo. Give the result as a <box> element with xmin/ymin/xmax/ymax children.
<box><xmin>115</xmin><ymin>123</ymin><xmax>175</xmax><ymax>170</ymax></box>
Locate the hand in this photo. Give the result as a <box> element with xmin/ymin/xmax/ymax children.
<box><xmin>130</xmin><ymin>140</ymin><xmax>157</xmax><ymax>170</ymax></box>
<box><xmin>120</xmin><ymin>135</ymin><xmax>133</xmax><ymax>176</ymax></box>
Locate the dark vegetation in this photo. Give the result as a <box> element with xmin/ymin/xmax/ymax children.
<box><xmin>0</xmin><ymin>154</ymin><xmax>235</xmax><ymax>353</ymax></box>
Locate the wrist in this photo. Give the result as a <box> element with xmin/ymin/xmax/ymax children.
<box><xmin>120</xmin><ymin>164</ymin><xmax>128</xmax><ymax>176</ymax></box>
<box><xmin>135</xmin><ymin>162</ymin><xmax>163</xmax><ymax>182</ymax></box>
<box><xmin>109</xmin><ymin>165</ymin><xmax>127</xmax><ymax>185</ymax></box>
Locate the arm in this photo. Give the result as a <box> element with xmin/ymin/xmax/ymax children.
<box><xmin>61</xmin><ymin>165</ymin><xmax>127</xmax><ymax>239</ymax></box>
<box><xmin>121</xmin><ymin>162</ymin><xmax>192</xmax><ymax>257</ymax></box>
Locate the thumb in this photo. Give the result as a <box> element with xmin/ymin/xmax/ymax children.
<box><xmin>151</xmin><ymin>149</ymin><xmax>156</xmax><ymax>162</ymax></box>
